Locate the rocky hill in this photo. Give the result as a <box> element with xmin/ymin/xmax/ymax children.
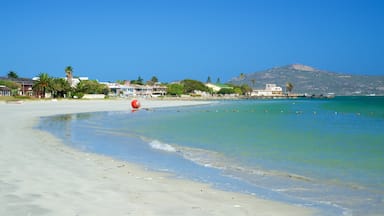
<box><xmin>229</xmin><ymin>64</ymin><xmax>384</xmax><ymax>96</ymax></box>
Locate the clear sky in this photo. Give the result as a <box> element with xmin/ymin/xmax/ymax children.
<box><xmin>1</xmin><ymin>0</ymin><xmax>383</xmax><ymax>83</ymax></box>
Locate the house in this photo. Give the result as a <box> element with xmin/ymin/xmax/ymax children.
<box><xmin>132</xmin><ymin>84</ymin><xmax>152</xmax><ymax>96</ymax></box>
<box><xmin>0</xmin><ymin>77</ymin><xmax>35</xmax><ymax>96</ymax></box>
<box><xmin>151</xmin><ymin>85</ymin><xmax>167</xmax><ymax>97</ymax></box>
<box><xmin>104</xmin><ymin>82</ymin><xmax>135</xmax><ymax>97</ymax></box>
<box><xmin>0</xmin><ymin>85</ymin><xmax>11</xmax><ymax>96</ymax></box>
<box><xmin>18</xmin><ymin>78</ymin><xmax>35</xmax><ymax>96</ymax></box>
<box><xmin>251</xmin><ymin>84</ymin><xmax>283</xmax><ymax>96</ymax></box>
<box><xmin>102</xmin><ymin>81</ymin><xmax>167</xmax><ymax>97</ymax></box>
<box><xmin>64</xmin><ymin>77</ymin><xmax>89</xmax><ymax>87</ymax></box>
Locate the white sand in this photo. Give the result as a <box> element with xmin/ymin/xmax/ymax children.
<box><xmin>0</xmin><ymin>99</ymin><xmax>315</xmax><ymax>216</ymax></box>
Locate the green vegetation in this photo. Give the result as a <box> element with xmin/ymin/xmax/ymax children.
<box><xmin>29</xmin><ymin>72</ymin><xmax>108</xmax><ymax>99</ymax></box>
<box><xmin>116</xmin><ymin>80</ymin><xmax>126</xmax><ymax>85</ymax></box>
<box><xmin>32</xmin><ymin>73</ymin><xmax>51</xmax><ymax>98</ymax></box>
<box><xmin>2</xmin><ymin>67</ymin><xmax>255</xmax><ymax>99</ymax></box>
<box><xmin>74</xmin><ymin>80</ymin><xmax>108</xmax><ymax>98</ymax></box>
<box><xmin>7</xmin><ymin>71</ymin><xmax>19</xmax><ymax>79</ymax></box>
<box><xmin>217</xmin><ymin>84</ymin><xmax>252</xmax><ymax>95</ymax></box>
<box><xmin>0</xmin><ymin>96</ymin><xmax>36</xmax><ymax>101</ymax></box>
<box><xmin>181</xmin><ymin>79</ymin><xmax>211</xmax><ymax>94</ymax></box>
<box><xmin>166</xmin><ymin>83</ymin><xmax>183</xmax><ymax>96</ymax></box>
<box><xmin>65</xmin><ymin>66</ymin><xmax>73</xmax><ymax>77</ymax></box>
<box><xmin>217</xmin><ymin>88</ymin><xmax>235</xmax><ymax>94</ymax></box>
<box><xmin>164</xmin><ymin>79</ymin><xmax>252</xmax><ymax>97</ymax></box>
<box><xmin>286</xmin><ymin>82</ymin><xmax>294</xmax><ymax>93</ymax></box>
<box><xmin>233</xmin><ymin>84</ymin><xmax>252</xmax><ymax>95</ymax></box>
<box><xmin>0</xmin><ymin>96</ymin><xmax>15</xmax><ymax>101</ymax></box>
<box><xmin>148</xmin><ymin>76</ymin><xmax>159</xmax><ymax>85</ymax></box>
<box><xmin>0</xmin><ymin>79</ymin><xmax>20</xmax><ymax>90</ymax></box>
<box><xmin>250</xmin><ymin>79</ymin><xmax>256</xmax><ymax>88</ymax></box>
<box><xmin>131</xmin><ymin>76</ymin><xmax>144</xmax><ymax>85</ymax></box>
<box><xmin>51</xmin><ymin>78</ymin><xmax>72</xmax><ymax>98</ymax></box>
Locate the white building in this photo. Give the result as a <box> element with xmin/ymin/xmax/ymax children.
<box><xmin>103</xmin><ymin>82</ymin><xmax>167</xmax><ymax>97</ymax></box>
<box><xmin>0</xmin><ymin>85</ymin><xmax>11</xmax><ymax>96</ymax></box>
<box><xmin>251</xmin><ymin>84</ymin><xmax>283</xmax><ymax>96</ymax></box>
<box><xmin>102</xmin><ymin>82</ymin><xmax>135</xmax><ymax>96</ymax></box>
<box><xmin>66</xmin><ymin>77</ymin><xmax>88</xmax><ymax>88</ymax></box>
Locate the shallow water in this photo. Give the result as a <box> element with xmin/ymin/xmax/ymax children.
<box><xmin>39</xmin><ymin>97</ymin><xmax>384</xmax><ymax>216</ymax></box>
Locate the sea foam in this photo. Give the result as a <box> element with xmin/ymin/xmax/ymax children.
<box><xmin>149</xmin><ymin>140</ymin><xmax>176</xmax><ymax>152</ymax></box>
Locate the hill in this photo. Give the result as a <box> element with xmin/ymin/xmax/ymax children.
<box><xmin>229</xmin><ymin>64</ymin><xmax>384</xmax><ymax>96</ymax></box>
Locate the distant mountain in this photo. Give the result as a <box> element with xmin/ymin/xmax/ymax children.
<box><xmin>229</xmin><ymin>64</ymin><xmax>384</xmax><ymax>96</ymax></box>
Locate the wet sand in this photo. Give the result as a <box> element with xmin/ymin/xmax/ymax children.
<box><xmin>0</xmin><ymin>99</ymin><xmax>315</xmax><ymax>216</ymax></box>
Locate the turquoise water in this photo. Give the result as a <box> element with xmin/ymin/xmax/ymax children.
<box><xmin>39</xmin><ymin>97</ymin><xmax>384</xmax><ymax>215</ymax></box>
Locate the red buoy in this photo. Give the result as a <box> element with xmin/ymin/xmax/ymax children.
<box><xmin>131</xmin><ymin>99</ymin><xmax>141</xmax><ymax>109</ymax></box>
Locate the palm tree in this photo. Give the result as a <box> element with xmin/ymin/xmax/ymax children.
<box><xmin>65</xmin><ymin>66</ymin><xmax>73</xmax><ymax>87</ymax></box>
<box><xmin>51</xmin><ymin>78</ymin><xmax>71</xmax><ymax>98</ymax></box>
<box><xmin>251</xmin><ymin>79</ymin><xmax>256</xmax><ymax>88</ymax></box>
<box><xmin>33</xmin><ymin>73</ymin><xmax>52</xmax><ymax>98</ymax></box>
<box><xmin>286</xmin><ymin>82</ymin><xmax>294</xmax><ymax>94</ymax></box>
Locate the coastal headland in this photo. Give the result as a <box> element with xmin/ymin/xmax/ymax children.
<box><xmin>0</xmin><ymin>99</ymin><xmax>315</xmax><ymax>216</ymax></box>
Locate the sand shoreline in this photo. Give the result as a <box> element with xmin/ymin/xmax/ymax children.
<box><xmin>0</xmin><ymin>99</ymin><xmax>315</xmax><ymax>216</ymax></box>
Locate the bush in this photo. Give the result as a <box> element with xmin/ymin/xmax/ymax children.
<box><xmin>73</xmin><ymin>92</ymin><xmax>84</xmax><ymax>99</ymax></box>
<box><xmin>218</xmin><ymin>88</ymin><xmax>236</xmax><ymax>95</ymax></box>
<box><xmin>166</xmin><ymin>83</ymin><xmax>184</xmax><ymax>96</ymax></box>
<box><xmin>181</xmin><ymin>79</ymin><xmax>210</xmax><ymax>94</ymax></box>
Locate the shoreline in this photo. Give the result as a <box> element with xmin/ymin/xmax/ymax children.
<box><xmin>0</xmin><ymin>99</ymin><xmax>315</xmax><ymax>216</ymax></box>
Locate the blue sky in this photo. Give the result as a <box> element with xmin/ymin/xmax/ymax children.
<box><xmin>1</xmin><ymin>0</ymin><xmax>383</xmax><ymax>82</ymax></box>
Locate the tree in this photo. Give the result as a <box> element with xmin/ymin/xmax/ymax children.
<box><xmin>150</xmin><ymin>76</ymin><xmax>158</xmax><ymax>83</ymax></box>
<box><xmin>65</xmin><ymin>66</ymin><xmax>74</xmax><ymax>87</ymax></box>
<box><xmin>239</xmin><ymin>73</ymin><xmax>246</xmax><ymax>80</ymax></box>
<box><xmin>116</xmin><ymin>80</ymin><xmax>126</xmax><ymax>85</ymax></box>
<box><xmin>75</xmin><ymin>80</ymin><xmax>108</xmax><ymax>95</ymax></box>
<box><xmin>181</xmin><ymin>79</ymin><xmax>210</xmax><ymax>94</ymax></box>
<box><xmin>147</xmin><ymin>76</ymin><xmax>159</xmax><ymax>85</ymax></box>
<box><xmin>65</xmin><ymin>66</ymin><xmax>73</xmax><ymax>76</ymax></box>
<box><xmin>131</xmin><ymin>76</ymin><xmax>144</xmax><ymax>85</ymax></box>
<box><xmin>7</xmin><ymin>71</ymin><xmax>19</xmax><ymax>79</ymax></box>
<box><xmin>227</xmin><ymin>83</ymin><xmax>252</xmax><ymax>95</ymax></box>
<box><xmin>240</xmin><ymin>84</ymin><xmax>253</xmax><ymax>95</ymax></box>
<box><xmin>51</xmin><ymin>78</ymin><xmax>71</xmax><ymax>98</ymax></box>
<box><xmin>216</xmin><ymin>77</ymin><xmax>221</xmax><ymax>84</ymax></box>
<box><xmin>166</xmin><ymin>83</ymin><xmax>184</xmax><ymax>96</ymax></box>
<box><xmin>250</xmin><ymin>79</ymin><xmax>256</xmax><ymax>88</ymax></box>
<box><xmin>206</xmin><ymin>76</ymin><xmax>212</xmax><ymax>83</ymax></box>
<box><xmin>218</xmin><ymin>88</ymin><xmax>235</xmax><ymax>95</ymax></box>
<box><xmin>0</xmin><ymin>80</ymin><xmax>20</xmax><ymax>95</ymax></box>
<box><xmin>286</xmin><ymin>82</ymin><xmax>294</xmax><ymax>94</ymax></box>
<box><xmin>33</xmin><ymin>73</ymin><xmax>52</xmax><ymax>98</ymax></box>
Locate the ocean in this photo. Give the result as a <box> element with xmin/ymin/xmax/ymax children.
<box><xmin>38</xmin><ymin>96</ymin><xmax>384</xmax><ymax>215</ymax></box>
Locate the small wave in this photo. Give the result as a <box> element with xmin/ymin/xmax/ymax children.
<box><xmin>178</xmin><ymin>146</ymin><xmax>228</xmax><ymax>170</ymax></box>
<box><xmin>149</xmin><ymin>140</ymin><xmax>177</xmax><ymax>152</ymax></box>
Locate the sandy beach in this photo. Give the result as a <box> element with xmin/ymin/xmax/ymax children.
<box><xmin>0</xmin><ymin>99</ymin><xmax>315</xmax><ymax>216</ymax></box>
